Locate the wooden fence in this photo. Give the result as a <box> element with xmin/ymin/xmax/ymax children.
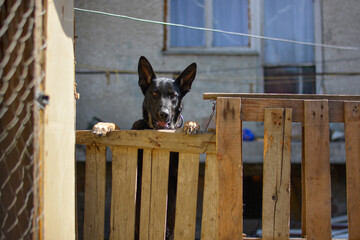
<box><xmin>76</xmin><ymin>94</ymin><xmax>360</xmax><ymax>240</ymax></box>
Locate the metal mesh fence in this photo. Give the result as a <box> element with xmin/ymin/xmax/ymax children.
<box><xmin>0</xmin><ymin>0</ymin><xmax>45</xmax><ymax>238</ymax></box>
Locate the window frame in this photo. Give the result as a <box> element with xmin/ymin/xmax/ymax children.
<box><xmin>163</xmin><ymin>0</ymin><xmax>261</xmax><ymax>55</ymax></box>
<box><xmin>261</xmin><ymin>0</ymin><xmax>322</xmax><ymax>94</ymax></box>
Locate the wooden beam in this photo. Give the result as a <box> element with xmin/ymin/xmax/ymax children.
<box><xmin>216</xmin><ymin>97</ymin><xmax>243</xmax><ymax>240</ymax></box>
<box><xmin>344</xmin><ymin>101</ymin><xmax>360</xmax><ymax>240</ymax></box>
<box><xmin>174</xmin><ymin>153</ymin><xmax>200</xmax><ymax>240</ymax></box>
<box><xmin>43</xmin><ymin>0</ymin><xmax>75</xmax><ymax>239</ymax></box>
<box><xmin>206</xmin><ymin>98</ymin><xmax>345</xmax><ymax>123</ymax></box>
<box><xmin>241</xmin><ymin>238</ymin><xmax>344</xmax><ymax>240</ymax></box>
<box><xmin>83</xmin><ymin>145</ymin><xmax>106</xmax><ymax>240</ymax></box>
<box><xmin>204</xmin><ymin>92</ymin><xmax>360</xmax><ymax>101</ymax></box>
<box><xmin>303</xmin><ymin>100</ymin><xmax>332</xmax><ymax>240</ymax></box>
<box><xmin>262</xmin><ymin>108</ymin><xmax>292</xmax><ymax>240</ymax></box>
<box><xmin>76</xmin><ymin>130</ymin><xmax>216</xmax><ymax>154</ymax></box>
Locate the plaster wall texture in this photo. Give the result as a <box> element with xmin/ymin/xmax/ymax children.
<box><xmin>321</xmin><ymin>0</ymin><xmax>360</xmax><ymax>95</ymax></box>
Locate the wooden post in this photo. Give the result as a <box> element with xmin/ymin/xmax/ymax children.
<box><xmin>83</xmin><ymin>145</ymin><xmax>106</xmax><ymax>240</ymax></box>
<box><xmin>301</xmin><ymin>123</ymin><xmax>306</xmax><ymax>237</ymax></box>
<box><xmin>303</xmin><ymin>100</ymin><xmax>331</xmax><ymax>240</ymax></box>
<box><xmin>43</xmin><ymin>0</ymin><xmax>75</xmax><ymax>238</ymax></box>
<box><xmin>262</xmin><ymin>108</ymin><xmax>292</xmax><ymax>240</ymax></box>
<box><xmin>344</xmin><ymin>102</ymin><xmax>360</xmax><ymax>240</ymax></box>
<box><xmin>216</xmin><ymin>97</ymin><xmax>243</xmax><ymax>240</ymax></box>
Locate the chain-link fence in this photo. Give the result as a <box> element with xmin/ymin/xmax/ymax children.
<box><xmin>1</xmin><ymin>0</ymin><xmax>45</xmax><ymax>238</ymax></box>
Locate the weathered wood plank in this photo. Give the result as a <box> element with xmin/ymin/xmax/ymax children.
<box><xmin>303</xmin><ymin>100</ymin><xmax>332</xmax><ymax>240</ymax></box>
<box><xmin>109</xmin><ymin>146</ymin><xmax>138</xmax><ymax>240</ymax></box>
<box><xmin>139</xmin><ymin>149</ymin><xmax>152</xmax><ymax>240</ymax></box>
<box><xmin>232</xmin><ymin>98</ymin><xmax>343</xmax><ymax>123</ymax></box>
<box><xmin>83</xmin><ymin>145</ymin><xmax>106</xmax><ymax>240</ymax></box>
<box><xmin>174</xmin><ymin>153</ymin><xmax>200</xmax><ymax>240</ymax></box>
<box><xmin>241</xmin><ymin>238</ymin><xmax>344</xmax><ymax>240</ymax></box>
<box><xmin>301</xmin><ymin>123</ymin><xmax>306</xmax><ymax>237</ymax></box>
<box><xmin>204</xmin><ymin>94</ymin><xmax>348</xmax><ymax>123</ymax></box>
<box><xmin>216</xmin><ymin>97</ymin><xmax>243</xmax><ymax>240</ymax></box>
<box><xmin>149</xmin><ymin>149</ymin><xmax>170</xmax><ymax>240</ymax></box>
<box><xmin>344</xmin><ymin>101</ymin><xmax>360</xmax><ymax>240</ymax></box>
<box><xmin>201</xmin><ymin>153</ymin><xmax>218</xmax><ymax>240</ymax></box>
<box><xmin>204</xmin><ymin>92</ymin><xmax>360</xmax><ymax>101</ymax></box>
<box><xmin>262</xmin><ymin>108</ymin><xmax>292</xmax><ymax>240</ymax></box>
<box><xmin>43</xmin><ymin>0</ymin><xmax>76</xmax><ymax>239</ymax></box>
<box><xmin>76</xmin><ymin>130</ymin><xmax>216</xmax><ymax>154</ymax></box>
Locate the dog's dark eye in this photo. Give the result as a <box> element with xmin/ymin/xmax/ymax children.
<box><xmin>152</xmin><ymin>91</ymin><xmax>160</xmax><ymax>97</ymax></box>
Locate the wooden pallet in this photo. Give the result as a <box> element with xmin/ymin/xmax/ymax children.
<box><xmin>76</xmin><ymin>93</ymin><xmax>360</xmax><ymax>240</ymax></box>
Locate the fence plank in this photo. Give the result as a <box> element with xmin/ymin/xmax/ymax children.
<box><xmin>149</xmin><ymin>149</ymin><xmax>170</xmax><ymax>240</ymax></box>
<box><xmin>204</xmin><ymin>92</ymin><xmax>360</xmax><ymax>101</ymax></box>
<box><xmin>201</xmin><ymin>153</ymin><xmax>218</xmax><ymax>240</ymax></box>
<box><xmin>303</xmin><ymin>100</ymin><xmax>331</xmax><ymax>240</ymax></box>
<box><xmin>216</xmin><ymin>97</ymin><xmax>243</xmax><ymax>240</ymax></box>
<box><xmin>139</xmin><ymin>149</ymin><xmax>152</xmax><ymax>240</ymax></box>
<box><xmin>110</xmin><ymin>146</ymin><xmax>138</xmax><ymax>240</ymax></box>
<box><xmin>203</xmin><ymin>94</ymin><xmax>349</xmax><ymax>123</ymax></box>
<box><xmin>344</xmin><ymin>102</ymin><xmax>360</xmax><ymax>240</ymax></box>
<box><xmin>83</xmin><ymin>145</ymin><xmax>106</xmax><ymax>240</ymax></box>
<box><xmin>76</xmin><ymin>130</ymin><xmax>216</xmax><ymax>154</ymax></box>
<box><xmin>262</xmin><ymin>108</ymin><xmax>292</xmax><ymax>240</ymax></box>
<box><xmin>301</xmin><ymin>124</ymin><xmax>306</xmax><ymax>237</ymax></box>
<box><xmin>174</xmin><ymin>153</ymin><xmax>200</xmax><ymax>240</ymax></box>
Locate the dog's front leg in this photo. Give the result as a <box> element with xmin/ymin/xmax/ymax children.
<box><xmin>182</xmin><ymin>121</ymin><xmax>200</xmax><ymax>135</ymax></box>
<box><xmin>92</xmin><ymin>122</ymin><xmax>119</xmax><ymax>137</ymax></box>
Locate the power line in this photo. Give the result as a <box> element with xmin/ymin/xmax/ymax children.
<box><xmin>74</xmin><ymin>7</ymin><xmax>359</xmax><ymax>51</ymax></box>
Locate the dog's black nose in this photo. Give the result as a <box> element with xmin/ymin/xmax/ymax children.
<box><xmin>159</xmin><ymin>110</ymin><xmax>169</xmax><ymax>121</ymax></box>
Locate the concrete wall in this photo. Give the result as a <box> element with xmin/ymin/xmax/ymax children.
<box><xmin>321</xmin><ymin>0</ymin><xmax>360</xmax><ymax>95</ymax></box>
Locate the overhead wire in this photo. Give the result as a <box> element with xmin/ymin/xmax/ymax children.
<box><xmin>73</xmin><ymin>7</ymin><xmax>360</xmax><ymax>91</ymax></box>
<box><xmin>74</xmin><ymin>7</ymin><xmax>359</xmax><ymax>51</ymax></box>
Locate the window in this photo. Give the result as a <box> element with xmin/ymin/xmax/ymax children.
<box><xmin>264</xmin><ymin>66</ymin><xmax>315</xmax><ymax>94</ymax></box>
<box><xmin>263</xmin><ymin>0</ymin><xmax>316</xmax><ymax>93</ymax></box>
<box><xmin>169</xmin><ymin>0</ymin><xmax>249</xmax><ymax>48</ymax></box>
<box><xmin>264</xmin><ymin>0</ymin><xmax>314</xmax><ymax>65</ymax></box>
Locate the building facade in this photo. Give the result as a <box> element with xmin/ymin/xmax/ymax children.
<box><xmin>74</xmin><ymin>0</ymin><xmax>360</xmax><ymax>131</ymax></box>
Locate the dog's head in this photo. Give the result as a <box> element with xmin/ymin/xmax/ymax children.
<box><xmin>138</xmin><ymin>56</ymin><xmax>196</xmax><ymax>130</ymax></box>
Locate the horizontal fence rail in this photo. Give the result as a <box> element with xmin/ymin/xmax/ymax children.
<box><xmin>77</xmin><ymin>94</ymin><xmax>360</xmax><ymax>240</ymax></box>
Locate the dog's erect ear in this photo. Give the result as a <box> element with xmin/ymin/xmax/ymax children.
<box><xmin>138</xmin><ymin>56</ymin><xmax>156</xmax><ymax>95</ymax></box>
<box><xmin>175</xmin><ymin>63</ymin><xmax>197</xmax><ymax>95</ymax></box>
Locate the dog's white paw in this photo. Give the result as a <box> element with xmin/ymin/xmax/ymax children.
<box><xmin>183</xmin><ymin>121</ymin><xmax>200</xmax><ymax>135</ymax></box>
<box><xmin>92</xmin><ymin>122</ymin><xmax>119</xmax><ymax>137</ymax></box>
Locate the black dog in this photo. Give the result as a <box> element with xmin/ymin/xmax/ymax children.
<box><xmin>134</xmin><ymin>56</ymin><xmax>198</xmax><ymax>240</ymax></box>
<box><xmin>93</xmin><ymin>56</ymin><xmax>199</xmax><ymax>239</ymax></box>
<box><xmin>132</xmin><ymin>56</ymin><xmax>198</xmax><ymax>132</ymax></box>
<box><xmin>92</xmin><ymin>56</ymin><xmax>199</xmax><ymax>135</ymax></box>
